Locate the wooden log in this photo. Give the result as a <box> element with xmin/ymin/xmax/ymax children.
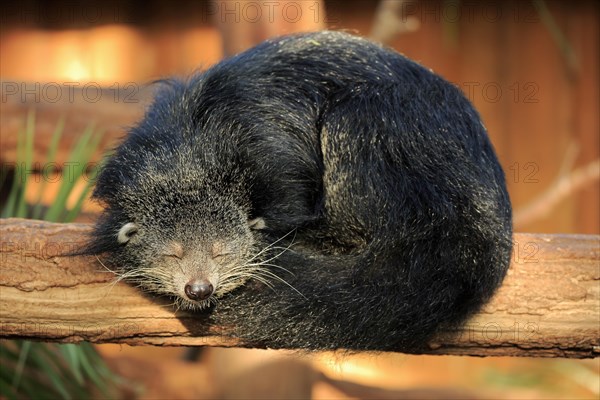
<box><xmin>0</xmin><ymin>218</ymin><xmax>598</xmax><ymax>358</ymax></box>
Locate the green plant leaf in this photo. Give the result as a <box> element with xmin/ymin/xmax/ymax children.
<box><xmin>12</xmin><ymin>340</ymin><xmax>31</xmax><ymax>389</ymax></box>
<box><xmin>15</xmin><ymin>110</ymin><xmax>36</xmax><ymax>218</ymax></box>
<box><xmin>0</xmin><ymin>115</ymin><xmax>122</xmax><ymax>400</ymax></box>
<box><xmin>44</xmin><ymin>122</ymin><xmax>95</xmax><ymax>222</ymax></box>
<box><xmin>32</xmin><ymin>116</ymin><xmax>65</xmax><ymax>220</ymax></box>
<box><xmin>2</xmin><ymin>125</ymin><xmax>24</xmax><ymax>218</ymax></box>
<box><xmin>60</xmin><ymin>344</ymin><xmax>84</xmax><ymax>385</ymax></box>
<box><xmin>64</xmin><ymin>128</ymin><xmax>103</xmax><ymax>222</ymax></box>
<box><xmin>33</xmin><ymin>343</ymin><xmax>75</xmax><ymax>400</ymax></box>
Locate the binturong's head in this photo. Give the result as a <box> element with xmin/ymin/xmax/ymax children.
<box><xmin>86</xmin><ymin>149</ymin><xmax>267</xmax><ymax>310</ymax></box>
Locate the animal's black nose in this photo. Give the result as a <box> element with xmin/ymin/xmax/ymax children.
<box><xmin>185</xmin><ymin>279</ymin><xmax>214</xmax><ymax>301</ymax></box>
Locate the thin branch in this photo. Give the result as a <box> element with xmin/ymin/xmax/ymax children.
<box><xmin>514</xmin><ymin>158</ymin><xmax>600</xmax><ymax>228</ymax></box>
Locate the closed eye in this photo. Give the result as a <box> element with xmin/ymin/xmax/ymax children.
<box><xmin>163</xmin><ymin>242</ymin><xmax>184</xmax><ymax>259</ymax></box>
<box><xmin>163</xmin><ymin>253</ymin><xmax>183</xmax><ymax>260</ymax></box>
<box><xmin>212</xmin><ymin>241</ymin><xmax>234</xmax><ymax>260</ymax></box>
<box><xmin>213</xmin><ymin>252</ymin><xmax>234</xmax><ymax>261</ymax></box>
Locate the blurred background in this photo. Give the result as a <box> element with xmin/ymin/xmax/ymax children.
<box><xmin>1</xmin><ymin>0</ymin><xmax>598</xmax><ymax>399</ymax></box>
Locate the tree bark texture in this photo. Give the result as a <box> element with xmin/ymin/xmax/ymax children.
<box><xmin>1</xmin><ymin>218</ymin><xmax>598</xmax><ymax>358</ymax></box>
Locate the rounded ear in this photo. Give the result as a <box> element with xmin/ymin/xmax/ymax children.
<box><xmin>117</xmin><ymin>222</ymin><xmax>139</xmax><ymax>244</ymax></box>
<box><xmin>248</xmin><ymin>217</ymin><xmax>266</xmax><ymax>230</ymax></box>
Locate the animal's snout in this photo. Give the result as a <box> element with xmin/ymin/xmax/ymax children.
<box><xmin>184</xmin><ymin>279</ymin><xmax>214</xmax><ymax>301</ymax></box>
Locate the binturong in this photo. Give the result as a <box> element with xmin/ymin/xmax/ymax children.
<box><xmin>85</xmin><ymin>31</ymin><xmax>512</xmax><ymax>352</ymax></box>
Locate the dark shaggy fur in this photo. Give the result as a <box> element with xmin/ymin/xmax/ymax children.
<box><xmin>86</xmin><ymin>31</ymin><xmax>512</xmax><ymax>352</ymax></box>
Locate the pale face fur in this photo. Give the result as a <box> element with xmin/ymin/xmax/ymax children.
<box><xmin>104</xmin><ymin>163</ymin><xmax>272</xmax><ymax>310</ymax></box>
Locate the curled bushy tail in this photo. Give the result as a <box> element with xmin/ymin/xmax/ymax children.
<box><xmin>212</xmin><ymin>226</ymin><xmax>511</xmax><ymax>352</ymax></box>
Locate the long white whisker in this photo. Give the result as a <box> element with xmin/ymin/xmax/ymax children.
<box><xmin>246</xmin><ymin>229</ymin><xmax>297</xmax><ymax>263</ymax></box>
<box><xmin>244</xmin><ymin>262</ymin><xmax>295</xmax><ymax>276</ymax></box>
<box><xmin>95</xmin><ymin>255</ymin><xmax>118</xmax><ymax>274</ymax></box>
<box><xmin>250</xmin><ymin>269</ymin><xmax>306</xmax><ymax>299</ymax></box>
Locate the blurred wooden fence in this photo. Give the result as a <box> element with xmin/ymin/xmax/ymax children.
<box><xmin>0</xmin><ymin>0</ymin><xmax>598</xmax><ymax>234</ymax></box>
